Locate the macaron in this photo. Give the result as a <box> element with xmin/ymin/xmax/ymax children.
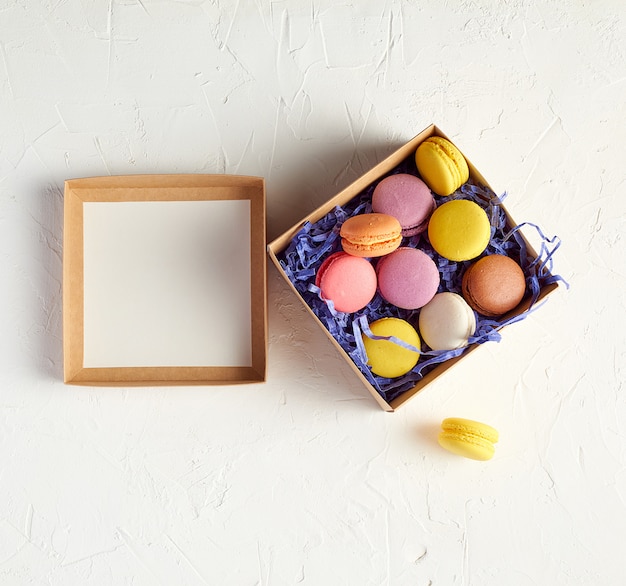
<box><xmin>438</xmin><ymin>417</ymin><xmax>499</xmax><ymax>461</ymax></box>
<box><xmin>372</xmin><ymin>173</ymin><xmax>436</xmax><ymax>237</ymax></box>
<box><xmin>376</xmin><ymin>247</ymin><xmax>440</xmax><ymax>310</ymax></box>
<box><xmin>362</xmin><ymin>317</ymin><xmax>420</xmax><ymax>378</ymax></box>
<box><xmin>315</xmin><ymin>252</ymin><xmax>377</xmax><ymax>313</ymax></box>
<box><xmin>418</xmin><ymin>292</ymin><xmax>476</xmax><ymax>351</ymax></box>
<box><xmin>340</xmin><ymin>213</ymin><xmax>402</xmax><ymax>258</ymax></box>
<box><xmin>461</xmin><ymin>254</ymin><xmax>527</xmax><ymax>317</ymax></box>
<box><xmin>415</xmin><ymin>136</ymin><xmax>470</xmax><ymax>196</ymax></box>
<box><xmin>427</xmin><ymin>199</ymin><xmax>491</xmax><ymax>261</ymax></box>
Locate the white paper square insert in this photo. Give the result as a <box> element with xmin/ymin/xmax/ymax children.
<box><xmin>82</xmin><ymin>199</ymin><xmax>252</xmax><ymax>368</ymax></box>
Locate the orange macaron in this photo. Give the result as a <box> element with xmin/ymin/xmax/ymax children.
<box><xmin>340</xmin><ymin>213</ymin><xmax>402</xmax><ymax>258</ymax></box>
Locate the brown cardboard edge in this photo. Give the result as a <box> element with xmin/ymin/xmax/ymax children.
<box><xmin>63</xmin><ymin>174</ymin><xmax>267</xmax><ymax>386</ymax></box>
<box><xmin>268</xmin><ymin>124</ymin><xmax>561</xmax><ymax>411</ymax></box>
<box><xmin>63</xmin><ymin>186</ymin><xmax>85</xmax><ymax>382</ymax></box>
<box><xmin>250</xmin><ymin>178</ymin><xmax>268</xmax><ymax>382</ymax></box>
<box><xmin>65</xmin><ymin>366</ymin><xmax>264</xmax><ymax>386</ymax></box>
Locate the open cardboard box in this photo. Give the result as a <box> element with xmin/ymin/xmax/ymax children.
<box><xmin>268</xmin><ymin>124</ymin><xmax>559</xmax><ymax>411</ymax></box>
<box><xmin>63</xmin><ymin>174</ymin><xmax>267</xmax><ymax>386</ymax></box>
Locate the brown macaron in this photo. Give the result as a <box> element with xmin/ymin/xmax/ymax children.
<box><xmin>461</xmin><ymin>254</ymin><xmax>526</xmax><ymax>317</ymax></box>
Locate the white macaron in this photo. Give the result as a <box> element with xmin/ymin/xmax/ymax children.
<box><xmin>418</xmin><ymin>292</ymin><xmax>476</xmax><ymax>351</ymax></box>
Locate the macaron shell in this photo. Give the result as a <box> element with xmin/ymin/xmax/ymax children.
<box><xmin>362</xmin><ymin>317</ymin><xmax>420</xmax><ymax>378</ymax></box>
<box><xmin>418</xmin><ymin>292</ymin><xmax>476</xmax><ymax>350</ymax></box>
<box><xmin>372</xmin><ymin>174</ymin><xmax>435</xmax><ymax>237</ymax></box>
<box><xmin>376</xmin><ymin>247</ymin><xmax>440</xmax><ymax>310</ymax></box>
<box><xmin>415</xmin><ymin>136</ymin><xmax>470</xmax><ymax>196</ymax></box>
<box><xmin>427</xmin><ymin>199</ymin><xmax>491</xmax><ymax>261</ymax></box>
<box><xmin>315</xmin><ymin>252</ymin><xmax>377</xmax><ymax>313</ymax></box>
<box><xmin>340</xmin><ymin>213</ymin><xmax>402</xmax><ymax>257</ymax></box>
<box><xmin>461</xmin><ymin>254</ymin><xmax>526</xmax><ymax>317</ymax></box>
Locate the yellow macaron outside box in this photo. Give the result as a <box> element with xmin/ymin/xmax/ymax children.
<box><xmin>268</xmin><ymin>124</ymin><xmax>562</xmax><ymax>412</ymax></box>
<box><xmin>63</xmin><ymin>174</ymin><xmax>267</xmax><ymax>386</ymax></box>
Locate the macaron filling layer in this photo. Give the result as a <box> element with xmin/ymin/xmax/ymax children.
<box><xmin>341</xmin><ymin>235</ymin><xmax>402</xmax><ymax>256</ymax></box>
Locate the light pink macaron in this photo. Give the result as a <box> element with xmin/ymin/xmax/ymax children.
<box><xmin>376</xmin><ymin>247</ymin><xmax>440</xmax><ymax>310</ymax></box>
<box><xmin>315</xmin><ymin>252</ymin><xmax>377</xmax><ymax>313</ymax></box>
<box><xmin>372</xmin><ymin>173</ymin><xmax>436</xmax><ymax>237</ymax></box>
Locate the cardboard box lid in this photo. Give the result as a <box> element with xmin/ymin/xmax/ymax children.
<box><xmin>63</xmin><ymin>174</ymin><xmax>267</xmax><ymax>386</ymax></box>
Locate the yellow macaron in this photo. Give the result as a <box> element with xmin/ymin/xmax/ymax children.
<box><xmin>362</xmin><ymin>317</ymin><xmax>420</xmax><ymax>378</ymax></box>
<box><xmin>438</xmin><ymin>417</ymin><xmax>499</xmax><ymax>461</ymax></box>
<box><xmin>415</xmin><ymin>136</ymin><xmax>470</xmax><ymax>196</ymax></box>
<box><xmin>427</xmin><ymin>199</ymin><xmax>491</xmax><ymax>261</ymax></box>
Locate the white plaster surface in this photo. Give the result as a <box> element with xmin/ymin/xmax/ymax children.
<box><xmin>1</xmin><ymin>0</ymin><xmax>625</xmax><ymax>584</ymax></box>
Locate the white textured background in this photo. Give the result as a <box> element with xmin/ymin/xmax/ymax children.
<box><xmin>1</xmin><ymin>1</ymin><xmax>625</xmax><ymax>584</ymax></box>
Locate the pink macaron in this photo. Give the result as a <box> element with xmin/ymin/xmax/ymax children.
<box><xmin>372</xmin><ymin>173</ymin><xmax>436</xmax><ymax>237</ymax></box>
<box><xmin>376</xmin><ymin>247</ymin><xmax>440</xmax><ymax>310</ymax></box>
<box><xmin>315</xmin><ymin>252</ymin><xmax>377</xmax><ymax>313</ymax></box>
